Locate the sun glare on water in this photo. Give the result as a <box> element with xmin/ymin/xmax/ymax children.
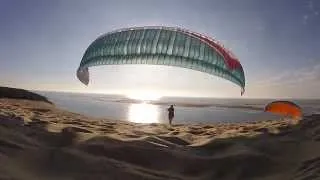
<box><xmin>128</xmin><ymin>102</ymin><xmax>160</xmax><ymax>123</ymax></box>
<box><xmin>124</xmin><ymin>91</ymin><xmax>163</xmax><ymax>123</ymax></box>
<box><xmin>126</xmin><ymin>91</ymin><xmax>162</xmax><ymax>123</ymax></box>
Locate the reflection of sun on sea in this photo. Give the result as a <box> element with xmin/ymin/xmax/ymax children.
<box><xmin>128</xmin><ymin>103</ymin><xmax>160</xmax><ymax>123</ymax></box>
<box><xmin>126</xmin><ymin>91</ymin><xmax>162</xmax><ymax>123</ymax></box>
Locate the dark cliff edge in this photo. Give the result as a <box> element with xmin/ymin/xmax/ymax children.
<box><xmin>0</xmin><ymin>86</ymin><xmax>53</xmax><ymax>104</ymax></box>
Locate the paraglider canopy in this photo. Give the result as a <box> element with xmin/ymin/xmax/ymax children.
<box><xmin>264</xmin><ymin>101</ymin><xmax>302</xmax><ymax>119</ymax></box>
<box><xmin>77</xmin><ymin>26</ymin><xmax>246</xmax><ymax>96</ymax></box>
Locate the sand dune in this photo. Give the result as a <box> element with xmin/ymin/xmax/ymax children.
<box><xmin>0</xmin><ymin>87</ymin><xmax>52</xmax><ymax>104</ymax></box>
<box><xmin>1</xmin><ymin>97</ymin><xmax>320</xmax><ymax>180</ymax></box>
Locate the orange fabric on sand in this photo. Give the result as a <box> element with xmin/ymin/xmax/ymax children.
<box><xmin>264</xmin><ymin>101</ymin><xmax>302</xmax><ymax>119</ymax></box>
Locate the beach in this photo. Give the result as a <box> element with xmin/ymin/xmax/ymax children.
<box><xmin>1</xmin><ymin>88</ymin><xmax>320</xmax><ymax>180</ymax></box>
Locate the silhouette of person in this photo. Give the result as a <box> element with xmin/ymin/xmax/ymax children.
<box><xmin>168</xmin><ymin>105</ymin><xmax>175</xmax><ymax>125</ymax></box>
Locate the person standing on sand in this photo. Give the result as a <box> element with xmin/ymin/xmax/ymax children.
<box><xmin>168</xmin><ymin>105</ymin><xmax>175</xmax><ymax>125</ymax></box>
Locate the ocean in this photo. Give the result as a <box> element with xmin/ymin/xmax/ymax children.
<box><xmin>36</xmin><ymin>91</ymin><xmax>320</xmax><ymax>124</ymax></box>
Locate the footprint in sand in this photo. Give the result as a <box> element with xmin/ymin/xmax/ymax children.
<box><xmin>187</xmin><ymin>129</ymin><xmax>205</xmax><ymax>135</ymax></box>
<box><xmin>98</xmin><ymin>127</ymin><xmax>117</xmax><ymax>134</ymax></box>
<box><xmin>295</xmin><ymin>156</ymin><xmax>320</xmax><ymax>180</ymax></box>
<box><xmin>0</xmin><ymin>139</ymin><xmax>23</xmax><ymax>150</ymax></box>
<box><xmin>312</xmin><ymin>128</ymin><xmax>320</xmax><ymax>141</ymax></box>
<box><xmin>157</xmin><ymin>136</ymin><xmax>190</xmax><ymax>146</ymax></box>
<box><xmin>30</xmin><ymin>108</ymin><xmax>51</xmax><ymax>113</ymax></box>
<box><xmin>63</xmin><ymin>121</ymin><xmax>85</xmax><ymax>126</ymax></box>
<box><xmin>29</xmin><ymin>118</ymin><xmax>49</xmax><ymax>126</ymax></box>
<box><xmin>67</xmin><ymin>126</ymin><xmax>93</xmax><ymax>134</ymax></box>
<box><xmin>123</xmin><ymin>134</ymin><xmax>141</xmax><ymax>138</ymax></box>
<box><xmin>103</xmin><ymin>124</ymin><xmax>115</xmax><ymax>129</ymax></box>
<box><xmin>203</xmin><ymin>125</ymin><xmax>214</xmax><ymax>129</ymax></box>
<box><xmin>168</xmin><ymin>131</ymin><xmax>180</xmax><ymax>135</ymax></box>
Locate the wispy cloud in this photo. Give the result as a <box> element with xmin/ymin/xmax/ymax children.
<box><xmin>303</xmin><ymin>15</ymin><xmax>309</xmax><ymax>24</ymax></box>
<box><xmin>303</xmin><ymin>0</ymin><xmax>319</xmax><ymax>24</ymax></box>
<box><xmin>253</xmin><ymin>62</ymin><xmax>320</xmax><ymax>87</ymax></box>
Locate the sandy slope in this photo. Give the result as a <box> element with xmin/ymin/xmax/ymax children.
<box><xmin>1</xmin><ymin>98</ymin><xmax>320</xmax><ymax>180</ymax></box>
<box><xmin>0</xmin><ymin>87</ymin><xmax>52</xmax><ymax>104</ymax></box>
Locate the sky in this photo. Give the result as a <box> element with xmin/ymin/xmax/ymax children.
<box><xmin>0</xmin><ymin>0</ymin><xmax>319</xmax><ymax>99</ymax></box>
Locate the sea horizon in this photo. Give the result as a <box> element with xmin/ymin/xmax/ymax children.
<box><xmin>35</xmin><ymin>90</ymin><xmax>320</xmax><ymax>124</ymax></box>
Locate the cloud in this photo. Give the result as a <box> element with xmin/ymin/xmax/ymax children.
<box><xmin>303</xmin><ymin>0</ymin><xmax>319</xmax><ymax>23</ymax></box>
<box><xmin>246</xmin><ymin>62</ymin><xmax>320</xmax><ymax>98</ymax></box>
<box><xmin>252</xmin><ymin>62</ymin><xmax>320</xmax><ymax>87</ymax></box>
<box><xmin>308</xmin><ymin>0</ymin><xmax>314</xmax><ymax>10</ymax></box>
<box><xmin>303</xmin><ymin>15</ymin><xmax>309</xmax><ymax>24</ymax></box>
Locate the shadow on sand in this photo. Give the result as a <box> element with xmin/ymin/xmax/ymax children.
<box><xmin>1</xmin><ymin>114</ymin><xmax>320</xmax><ymax>180</ymax></box>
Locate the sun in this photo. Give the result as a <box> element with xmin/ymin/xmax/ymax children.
<box><xmin>126</xmin><ymin>91</ymin><xmax>162</xmax><ymax>101</ymax></box>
